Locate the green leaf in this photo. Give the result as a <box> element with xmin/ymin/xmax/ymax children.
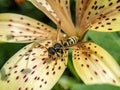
<box><xmin>84</xmin><ymin>31</ymin><xmax>120</xmax><ymax>64</ymax></box>
<box><xmin>0</xmin><ymin>43</ymin><xmax>25</xmax><ymax>69</ymax></box>
<box><xmin>71</xmin><ymin>84</ymin><xmax>120</xmax><ymax>90</ymax></box>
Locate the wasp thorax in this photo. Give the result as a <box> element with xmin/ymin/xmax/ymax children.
<box><xmin>54</xmin><ymin>43</ymin><xmax>63</xmax><ymax>51</ymax></box>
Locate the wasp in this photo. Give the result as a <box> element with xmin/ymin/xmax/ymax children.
<box><xmin>47</xmin><ymin>36</ymin><xmax>80</xmax><ymax>56</ymax></box>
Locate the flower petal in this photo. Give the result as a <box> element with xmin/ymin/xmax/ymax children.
<box><xmin>0</xmin><ymin>13</ymin><xmax>59</xmax><ymax>43</ymax></box>
<box><xmin>0</xmin><ymin>40</ymin><xmax>68</xmax><ymax>90</ymax></box>
<box><xmin>29</xmin><ymin>0</ymin><xmax>59</xmax><ymax>24</ymax></box>
<box><xmin>76</xmin><ymin>0</ymin><xmax>120</xmax><ymax>32</ymax></box>
<box><xmin>72</xmin><ymin>42</ymin><xmax>120</xmax><ymax>86</ymax></box>
<box><xmin>76</xmin><ymin>0</ymin><xmax>90</xmax><ymax>29</ymax></box>
<box><xmin>29</xmin><ymin>0</ymin><xmax>76</xmax><ymax>36</ymax></box>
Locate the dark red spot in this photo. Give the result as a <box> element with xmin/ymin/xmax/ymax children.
<box><xmin>37</xmin><ymin>22</ymin><xmax>40</xmax><ymax>25</ymax></box>
<box><xmin>14</xmin><ymin>65</ymin><xmax>18</xmax><ymax>68</ymax></box>
<box><xmin>31</xmin><ymin>88</ymin><xmax>33</xmax><ymax>90</ymax></box>
<box><xmin>94</xmin><ymin>6</ymin><xmax>98</xmax><ymax>10</ymax></box>
<box><xmin>95</xmin><ymin>59</ymin><xmax>98</xmax><ymax>62</ymax></box>
<box><xmin>86</xmin><ymin>64</ymin><xmax>90</xmax><ymax>68</ymax></box>
<box><xmin>41</xmin><ymin>79</ymin><xmax>44</xmax><ymax>82</ymax></box>
<box><xmin>88</xmin><ymin>54</ymin><xmax>91</xmax><ymax>57</ymax></box>
<box><xmin>108</xmin><ymin>28</ymin><xmax>112</xmax><ymax>30</ymax></box>
<box><xmin>90</xmin><ymin>77</ymin><xmax>93</xmax><ymax>80</ymax></box>
<box><xmin>61</xmin><ymin>59</ymin><xmax>64</xmax><ymax>61</ymax></box>
<box><xmin>44</xmin><ymin>81</ymin><xmax>47</xmax><ymax>84</ymax></box>
<box><xmin>20</xmin><ymin>17</ymin><xmax>23</xmax><ymax>20</ymax></box>
<box><xmin>24</xmin><ymin>78</ymin><xmax>28</xmax><ymax>82</ymax></box>
<box><xmin>98</xmin><ymin>22</ymin><xmax>102</xmax><ymax>24</ymax></box>
<box><xmin>31</xmin><ymin>58</ymin><xmax>36</xmax><ymax>61</ymax></box>
<box><xmin>53</xmin><ymin>71</ymin><xmax>55</xmax><ymax>75</ymax></box>
<box><xmin>34</xmin><ymin>76</ymin><xmax>37</xmax><ymax>80</ymax></box>
<box><xmin>9</xmin><ymin>19</ymin><xmax>13</xmax><ymax>22</ymax></box>
<box><xmin>7</xmin><ymin>80</ymin><xmax>10</xmax><ymax>83</ymax></box>
<box><xmin>16</xmin><ymin>76</ymin><xmax>20</xmax><ymax>80</ymax></box>
<box><xmin>101</xmin><ymin>56</ymin><xmax>103</xmax><ymax>58</ymax></box>
<box><xmin>88</xmin><ymin>11</ymin><xmax>91</xmax><ymax>15</ymax></box>
<box><xmin>21</xmin><ymin>69</ymin><xmax>24</xmax><ymax>72</ymax></box>
<box><xmin>32</xmin><ymin>65</ymin><xmax>37</xmax><ymax>69</ymax></box>
<box><xmin>101</xmin><ymin>25</ymin><xmax>104</xmax><ymax>27</ymax></box>
<box><xmin>112</xmin><ymin>79</ymin><xmax>116</xmax><ymax>83</ymax></box>
<box><xmin>8</xmin><ymin>73</ymin><xmax>11</xmax><ymax>76</ymax></box>
<box><xmin>52</xmin><ymin>68</ymin><xmax>54</xmax><ymax>71</ymax></box>
<box><xmin>40</xmin><ymin>85</ymin><xmax>42</xmax><ymax>88</ymax></box>
<box><xmin>88</xmin><ymin>47</ymin><xmax>90</xmax><ymax>49</ymax></box>
<box><xmin>31</xmin><ymin>71</ymin><xmax>35</xmax><ymax>74</ymax></box>
<box><xmin>94</xmin><ymin>51</ymin><xmax>97</xmax><ymax>54</ymax></box>
<box><xmin>94</xmin><ymin>71</ymin><xmax>98</xmax><ymax>75</ymax></box>
<box><xmin>43</xmin><ymin>61</ymin><xmax>46</xmax><ymax>64</ymax></box>
<box><xmin>117</xmin><ymin>0</ymin><xmax>120</xmax><ymax>3</ymax></box>
<box><xmin>8</xmin><ymin>24</ymin><xmax>12</xmax><ymax>27</ymax></box>
<box><xmin>9</xmin><ymin>67</ymin><xmax>12</xmax><ymax>70</ymax></box>
<box><xmin>94</xmin><ymin>1</ymin><xmax>97</xmax><ymax>4</ymax></box>
<box><xmin>85</xmin><ymin>58</ymin><xmax>88</xmax><ymax>60</ymax></box>
<box><xmin>105</xmin><ymin>18</ymin><xmax>109</xmax><ymax>20</ymax></box>
<box><xmin>116</xmin><ymin>5</ymin><xmax>120</xmax><ymax>9</ymax></box>
<box><xmin>26</xmin><ymin>28</ymin><xmax>30</xmax><ymax>31</ymax></box>
<box><xmin>46</xmin><ymin>72</ymin><xmax>49</xmax><ymax>75</ymax></box>
<box><xmin>42</xmin><ymin>58</ymin><xmax>46</xmax><ymax>61</ymax></box>
<box><xmin>74</xmin><ymin>57</ymin><xmax>76</xmax><ymax>59</ymax></box>
<box><xmin>94</xmin><ymin>46</ymin><xmax>97</xmax><ymax>48</ymax></box>
<box><xmin>109</xmin><ymin>2</ymin><xmax>113</xmax><ymax>6</ymax></box>
<box><xmin>37</xmin><ymin>77</ymin><xmax>40</xmax><ymax>80</ymax></box>
<box><xmin>37</xmin><ymin>27</ymin><xmax>40</xmax><ymax>29</ymax></box>
<box><xmin>25</xmin><ymin>57</ymin><xmax>29</xmax><ymax>60</ymax></box>
<box><xmin>14</xmin><ymin>71</ymin><xmax>17</xmax><ymax>73</ymax></box>
<box><xmin>23</xmin><ymin>75</ymin><xmax>27</xmax><ymax>79</ymax></box>
<box><xmin>46</xmin><ymin>66</ymin><xmax>49</xmax><ymax>69</ymax></box>
<box><xmin>106</xmin><ymin>22</ymin><xmax>111</xmax><ymax>25</ymax></box>
<box><xmin>54</xmin><ymin>62</ymin><xmax>57</xmax><ymax>65</ymax></box>
<box><xmin>58</xmin><ymin>66</ymin><xmax>61</xmax><ymax>70</ymax></box>
<box><xmin>18</xmin><ymin>87</ymin><xmax>21</xmax><ymax>90</ymax></box>
<box><xmin>95</xmin><ymin>27</ymin><xmax>99</xmax><ymax>29</ymax></box>
<box><xmin>112</xmin><ymin>18</ymin><xmax>116</xmax><ymax>21</ymax></box>
<box><xmin>81</xmin><ymin>64</ymin><xmax>84</xmax><ymax>67</ymax></box>
<box><xmin>25</xmin><ymin>87</ymin><xmax>28</xmax><ymax>90</ymax></box>
<box><xmin>102</xmin><ymin>70</ymin><xmax>107</xmax><ymax>74</ymax></box>
<box><xmin>27</xmin><ymin>23</ymin><xmax>30</xmax><ymax>26</ymax></box>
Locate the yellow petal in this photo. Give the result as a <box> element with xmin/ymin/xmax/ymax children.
<box><xmin>0</xmin><ymin>40</ymin><xmax>68</xmax><ymax>90</ymax></box>
<box><xmin>76</xmin><ymin>0</ymin><xmax>120</xmax><ymax>32</ymax></box>
<box><xmin>0</xmin><ymin>13</ymin><xmax>58</xmax><ymax>43</ymax></box>
<box><xmin>73</xmin><ymin>42</ymin><xmax>120</xmax><ymax>86</ymax></box>
<box><xmin>76</xmin><ymin>0</ymin><xmax>89</xmax><ymax>29</ymax></box>
<box><xmin>28</xmin><ymin>0</ymin><xmax>59</xmax><ymax>24</ymax></box>
<box><xmin>28</xmin><ymin>0</ymin><xmax>76</xmax><ymax>36</ymax></box>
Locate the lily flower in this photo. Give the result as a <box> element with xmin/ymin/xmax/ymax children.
<box><xmin>0</xmin><ymin>0</ymin><xmax>120</xmax><ymax>90</ymax></box>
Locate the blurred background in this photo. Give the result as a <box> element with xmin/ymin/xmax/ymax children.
<box><xmin>0</xmin><ymin>0</ymin><xmax>120</xmax><ymax>90</ymax></box>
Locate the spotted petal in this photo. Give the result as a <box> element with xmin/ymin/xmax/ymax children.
<box><xmin>0</xmin><ymin>13</ymin><xmax>58</xmax><ymax>43</ymax></box>
<box><xmin>0</xmin><ymin>40</ymin><xmax>68</xmax><ymax>90</ymax></box>
<box><xmin>76</xmin><ymin>0</ymin><xmax>120</xmax><ymax>32</ymax></box>
<box><xmin>29</xmin><ymin>0</ymin><xmax>76</xmax><ymax>36</ymax></box>
<box><xmin>73</xmin><ymin>42</ymin><xmax>120</xmax><ymax>85</ymax></box>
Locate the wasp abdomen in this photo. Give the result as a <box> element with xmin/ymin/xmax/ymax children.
<box><xmin>63</xmin><ymin>36</ymin><xmax>79</xmax><ymax>46</ymax></box>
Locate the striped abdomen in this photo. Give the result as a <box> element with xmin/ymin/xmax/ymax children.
<box><xmin>63</xmin><ymin>36</ymin><xmax>79</xmax><ymax>46</ymax></box>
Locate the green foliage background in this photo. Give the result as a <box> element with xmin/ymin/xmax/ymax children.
<box><xmin>0</xmin><ymin>0</ymin><xmax>120</xmax><ymax>90</ymax></box>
